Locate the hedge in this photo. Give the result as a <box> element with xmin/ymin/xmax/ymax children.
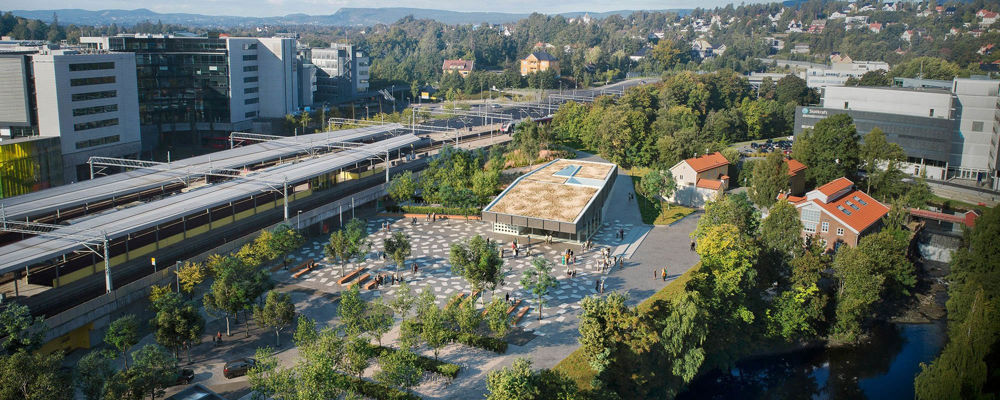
<box><xmin>373</xmin><ymin>345</ymin><xmax>461</xmax><ymax>379</ymax></box>
<box><xmin>403</xmin><ymin>321</ymin><xmax>508</xmax><ymax>354</ymax></box>
<box><xmin>386</xmin><ymin>205</ymin><xmax>481</xmax><ymax>216</ymax></box>
<box><xmin>332</xmin><ymin>373</ymin><xmax>420</xmax><ymax>400</ymax></box>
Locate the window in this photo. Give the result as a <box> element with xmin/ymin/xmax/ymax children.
<box><xmin>75</xmin><ymin>135</ymin><xmax>120</xmax><ymax>149</ymax></box>
<box><xmin>244</xmin><ymin>76</ymin><xmax>258</xmax><ymax>83</ymax></box>
<box><xmin>72</xmin><ymin>104</ymin><xmax>118</xmax><ymax>116</ymax></box>
<box><xmin>244</xmin><ymin>98</ymin><xmax>259</xmax><ymax>105</ymax></box>
<box><xmin>72</xmin><ymin>90</ymin><xmax>117</xmax><ymax>102</ymax></box>
<box><xmin>243</xmin><ymin>65</ymin><xmax>258</xmax><ymax>72</ymax></box>
<box><xmin>853</xmin><ymin>195</ymin><xmax>868</xmax><ymax>206</ymax></box>
<box><xmin>70</xmin><ymin>76</ymin><xmax>115</xmax><ymax>86</ymax></box>
<box><xmin>804</xmin><ymin>223</ymin><xmax>817</xmax><ymax>233</ymax></box>
<box><xmin>245</xmin><ymin>111</ymin><xmax>257</xmax><ymax>118</ymax></box>
<box><xmin>244</xmin><ymin>87</ymin><xmax>258</xmax><ymax>94</ymax></box>
<box><xmin>69</xmin><ymin>62</ymin><xmax>114</xmax><ymax>71</ymax></box>
<box><xmin>836</xmin><ymin>228</ymin><xmax>845</xmax><ymax>236</ymax></box>
<box><xmin>973</xmin><ymin>121</ymin><xmax>984</xmax><ymax>132</ymax></box>
<box><xmin>73</xmin><ymin>118</ymin><xmax>119</xmax><ymax>131</ymax></box>
<box><xmin>837</xmin><ymin>205</ymin><xmax>852</xmax><ymax>216</ymax></box>
<box><xmin>821</xmin><ymin>222</ymin><xmax>829</xmax><ymax>232</ymax></box>
<box><xmin>242</xmin><ymin>43</ymin><xmax>258</xmax><ymax>50</ymax></box>
<box><xmin>929</xmin><ymin>109</ymin><xmax>935</xmax><ymax>117</ymax></box>
<box><xmin>844</xmin><ymin>101</ymin><xmax>849</xmax><ymax>109</ymax></box>
<box><xmin>846</xmin><ymin>200</ymin><xmax>860</xmax><ymax>211</ymax></box>
<box><xmin>802</xmin><ymin>208</ymin><xmax>821</xmax><ymax>223</ymax></box>
<box><xmin>243</xmin><ymin>54</ymin><xmax>257</xmax><ymax>61</ymax></box>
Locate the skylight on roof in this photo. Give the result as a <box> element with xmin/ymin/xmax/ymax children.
<box><xmin>853</xmin><ymin>195</ymin><xmax>868</xmax><ymax>206</ymax></box>
<box><xmin>837</xmin><ymin>205</ymin><xmax>852</xmax><ymax>216</ymax></box>
<box><xmin>846</xmin><ymin>200</ymin><xmax>860</xmax><ymax>211</ymax></box>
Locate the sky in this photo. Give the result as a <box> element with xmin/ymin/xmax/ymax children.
<box><xmin>5</xmin><ymin>0</ymin><xmax>750</xmax><ymax>17</ymax></box>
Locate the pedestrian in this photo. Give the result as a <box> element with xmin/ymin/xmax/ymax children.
<box><xmin>595</xmin><ymin>279</ymin><xmax>600</xmax><ymax>292</ymax></box>
<box><xmin>217</xmin><ymin>331</ymin><xmax>223</xmax><ymax>343</ymax></box>
<box><xmin>506</xmin><ymin>292</ymin><xmax>510</xmax><ymax>303</ymax></box>
<box><xmin>600</xmin><ymin>280</ymin><xmax>605</xmax><ymax>294</ymax></box>
<box><xmin>654</xmin><ymin>269</ymin><xmax>658</xmax><ymax>279</ymax></box>
<box><xmin>690</xmin><ymin>240</ymin><xmax>696</xmax><ymax>251</ymax></box>
<box><xmin>661</xmin><ymin>268</ymin><xmax>667</xmax><ymax>281</ymax></box>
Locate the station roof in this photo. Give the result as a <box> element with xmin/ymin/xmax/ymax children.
<box><xmin>0</xmin><ymin>134</ymin><xmax>420</xmax><ymax>274</ymax></box>
<box><xmin>483</xmin><ymin>159</ymin><xmax>615</xmax><ymax>224</ymax></box>
<box><xmin>0</xmin><ymin>124</ymin><xmax>403</xmax><ymax>221</ymax></box>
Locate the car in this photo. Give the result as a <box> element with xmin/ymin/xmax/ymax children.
<box><xmin>172</xmin><ymin>368</ymin><xmax>195</xmax><ymax>386</ymax></box>
<box><xmin>223</xmin><ymin>358</ymin><xmax>257</xmax><ymax>379</ymax></box>
<box><xmin>491</xmin><ymin>104</ymin><xmax>502</xmax><ymax>108</ymax></box>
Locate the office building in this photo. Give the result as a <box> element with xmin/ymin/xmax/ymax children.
<box><xmin>309</xmin><ymin>44</ymin><xmax>370</xmax><ymax>103</ymax></box>
<box><xmin>805</xmin><ymin>61</ymin><xmax>890</xmax><ymax>88</ymax></box>
<box><xmin>0</xmin><ymin>53</ymin><xmax>37</xmax><ymax>139</ymax></box>
<box><xmin>32</xmin><ymin>50</ymin><xmax>141</xmax><ymax>181</ymax></box>
<box><xmin>80</xmin><ymin>34</ymin><xmax>302</xmax><ymax>148</ymax></box>
<box><xmin>794</xmin><ymin>78</ymin><xmax>1000</xmax><ymax>189</ymax></box>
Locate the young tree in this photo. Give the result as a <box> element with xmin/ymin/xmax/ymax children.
<box><xmin>249</xmin><ymin>331</ymin><xmax>346</xmax><ymax>400</ymax></box>
<box><xmin>75</xmin><ymin>350</ymin><xmax>116</xmax><ymax>400</ymax></box>
<box><xmin>420</xmin><ymin>302</ymin><xmax>452</xmax><ymax>360</ymax></box>
<box><xmin>339</xmin><ymin>285</ymin><xmax>367</xmax><ymax>337</ymax></box>
<box><xmin>126</xmin><ymin>344</ymin><xmax>177</xmax><ymax>400</ymax></box>
<box><xmin>0</xmin><ymin>350</ymin><xmax>71</xmax><ymax>400</ymax></box>
<box><xmin>860</xmin><ymin>127</ymin><xmax>907</xmax><ymax>199</ymax></box>
<box><xmin>486</xmin><ymin>298</ymin><xmax>511</xmax><ymax>338</ymax></box>
<box><xmin>324</xmin><ymin>218</ymin><xmax>372</xmax><ymax>276</ymax></box>
<box><xmin>832</xmin><ymin>245</ymin><xmax>886</xmax><ymax>342</ymax></box>
<box><xmin>748</xmin><ymin>152</ymin><xmax>790</xmax><ymax>208</ymax></box>
<box><xmin>485</xmin><ymin>358</ymin><xmax>539</xmax><ymax>400</ymax></box>
<box><xmin>760</xmin><ymin>200</ymin><xmax>804</xmax><ymax>257</ymax></box>
<box><xmin>454</xmin><ymin>298</ymin><xmax>483</xmax><ymax>335</ymax></box>
<box><xmin>383</xmin><ymin>231</ymin><xmax>412</xmax><ymax>272</ymax></box>
<box><xmin>450</xmin><ymin>234</ymin><xmax>505</xmax><ymax>302</ymax></box>
<box><xmin>152</xmin><ymin>294</ymin><xmax>205</xmax><ymax>363</ymax></box>
<box><xmin>0</xmin><ymin>303</ymin><xmax>47</xmax><ymax>354</ymax></box>
<box><xmin>104</xmin><ymin>314</ymin><xmax>140</xmax><ymax>369</ymax></box>
<box><xmin>293</xmin><ymin>315</ymin><xmax>318</xmax><ymax>347</ymax></box>
<box><xmin>366</xmin><ymin>297</ymin><xmax>394</xmax><ymax>346</ymax></box>
<box><xmin>148</xmin><ymin>284</ymin><xmax>174</xmax><ymax>309</ymax></box>
<box><xmin>693</xmin><ymin>193</ymin><xmax>760</xmax><ymax>240</ymax></box>
<box><xmin>174</xmin><ymin>261</ymin><xmax>205</xmax><ymax>297</ymax></box>
<box><xmin>202</xmin><ymin>265</ymin><xmax>251</xmax><ymax>337</ymax></box>
<box><xmin>639</xmin><ymin>169</ymin><xmax>677</xmax><ymax>203</ymax></box>
<box><xmin>343</xmin><ymin>335</ymin><xmax>374</xmax><ymax>379</ymax></box>
<box><xmin>520</xmin><ymin>258</ymin><xmax>559</xmax><ymax>320</ymax></box>
<box><xmin>254</xmin><ymin>291</ymin><xmax>296</xmax><ymax>347</ymax></box>
<box><xmin>374</xmin><ymin>346</ymin><xmax>423</xmax><ymax>393</ymax></box>
<box><xmin>390</xmin><ymin>282</ymin><xmax>417</xmax><ymax>318</ymax></box>
<box><xmin>387</xmin><ymin>170</ymin><xmax>418</xmax><ymax>203</ymax></box>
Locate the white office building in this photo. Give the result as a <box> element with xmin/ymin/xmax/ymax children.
<box><xmin>806</xmin><ymin>61</ymin><xmax>891</xmax><ymax>88</ymax></box>
<box><xmin>32</xmin><ymin>50</ymin><xmax>141</xmax><ymax>181</ymax></box>
<box><xmin>309</xmin><ymin>43</ymin><xmax>370</xmax><ymax>103</ymax></box>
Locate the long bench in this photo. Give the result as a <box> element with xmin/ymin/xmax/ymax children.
<box><xmin>291</xmin><ymin>259</ymin><xmax>316</xmax><ymax>278</ymax></box>
<box><xmin>446</xmin><ymin>293</ymin><xmax>467</xmax><ymax>309</ymax></box>
<box><xmin>337</xmin><ymin>266</ymin><xmax>366</xmax><ymax>286</ymax></box>
<box><xmin>505</xmin><ymin>299</ymin><xmax>522</xmax><ymax>316</ymax></box>
<box><xmin>350</xmin><ymin>273</ymin><xmax>371</xmax><ymax>289</ymax></box>
<box><xmin>512</xmin><ymin>306</ymin><xmax>531</xmax><ymax>325</ymax></box>
<box><xmin>364</xmin><ymin>278</ymin><xmax>379</xmax><ymax>291</ymax></box>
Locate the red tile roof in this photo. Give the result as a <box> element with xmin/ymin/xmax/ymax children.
<box><xmin>696</xmin><ymin>178</ymin><xmax>724</xmax><ymax>190</ymax></box>
<box><xmin>784</xmin><ymin>158</ymin><xmax>807</xmax><ymax>175</ymax></box>
<box><xmin>684</xmin><ymin>152</ymin><xmax>729</xmax><ymax>173</ymax></box>
<box><xmin>442</xmin><ymin>59</ymin><xmax>474</xmax><ymax>71</ymax></box>
<box><xmin>817</xmin><ymin>177</ymin><xmax>854</xmax><ymax>197</ymax></box>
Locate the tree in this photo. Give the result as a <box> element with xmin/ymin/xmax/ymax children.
<box><xmin>366</xmin><ymin>297</ymin><xmax>394</xmax><ymax>346</ymax></box>
<box><xmin>387</xmin><ymin>170</ymin><xmax>417</xmax><ymax>203</ymax></box>
<box><xmin>485</xmin><ymin>358</ymin><xmax>578</xmax><ymax>400</ymax></box>
<box><xmin>202</xmin><ymin>265</ymin><xmax>251</xmax><ymax>337</ymax></box>
<box><xmin>639</xmin><ymin>169</ymin><xmax>677</xmax><ymax>203</ymax></box>
<box><xmin>383</xmin><ymin>231</ymin><xmax>412</xmax><ymax>272</ymax></box>
<box><xmin>650</xmin><ymin>39</ymin><xmax>688</xmax><ymax>69</ymax></box>
<box><xmin>75</xmin><ymin>350</ymin><xmax>116</xmax><ymax>400</ymax></box>
<box><xmin>889</xmin><ymin>57</ymin><xmax>961</xmax><ymax>81</ymax></box>
<box><xmin>450</xmin><ymin>234</ymin><xmax>505</xmax><ymax>302</ymax></box>
<box><xmin>520</xmin><ymin>258</ymin><xmax>559</xmax><ymax>320</ymax></box>
<box><xmin>390</xmin><ymin>282</ymin><xmax>417</xmax><ymax>318</ymax></box>
<box><xmin>860</xmin><ymin>229</ymin><xmax>915</xmax><ymax>298</ymax></box>
<box><xmin>845</xmin><ymin>70</ymin><xmax>891</xmax><ymax>86</ymax></box>
<box><xmin>0</xmin><ymin>350</ymin><xmax>71</xmax><ymax>400</ymax></box>
<box><xmin>148</xmin><ymin>284</ymin><xmax>173</xmax><ymax>309</ymax></box>
<box><xmin>905</xmin><ymin>175</ymin><xmax>933</xmax><ymax>208</ymax></box>
<box><xmin>152</xmin><ymin>294</ymin><xmax>205</xmax><ymax>363</ymax></box>
<box><xmin>419</xmin><ymin>302</ymin><xmax>451</xmax><ymax>360</ymax></box>
<box><xmin>915</xmin><ymin>288</ymin><xmax>995</xmax><ymax>400</ymax></box>
<box><xmin>860</xmin><ymin>127</ymin><xmax>906</xmax><ymax>200</ymax></box>
<box><xmin>748</xmin><ymin>152</ymin><xmax>790</xmax><ymax>208</ymax></box>
<box><xmin>120</xmin><ymin>345</ymin><xmax>177</xmax><ymax>400</ymax></box>
<box><xmin>105</xmin><ymin>315</ymin><xmax>140</xmax><ymax>369</ymax></box>
<box><xmin>831</xmin><ymin>245</ymin><xmax>885</xmax><ymax>342</ymax></box>
<box><xmin>324</xmin><ymin>218</ymin><xmax>371</xmax><ymax>276</ymax></box>
<box><xmin>486</xmin><ymin>298</ymin><xmax>512</xmax><ymax>338</ymax></box>
<box><xmin>374</xmin><ymin>346</ymin><xmax>422</xmax><ymax>393</ymax></box>
<box><xmin>249</xmin><ymin>331</ymin><xmax>345</xmax><ymax>400</ymax></box>
<box><xmin>693</xmin><ymin>193</ymin><xmax>760</xmax><ymax>240</ymax></box>
<box><xmin>0</xmin><ymin>303</ymin><xmax>46</xmax><ymax>354</ymax></box>
<box><xmin>775</xmin><ymin>75</ymin><xmax>814</xmax><ymax>106</ymax></box>
<box><xmin>760</xmin><ymin>200</ymin><xmax>804</xmax><ymax>257</ymax></box>
<box><xmin>339</xmin><ymin>285</ymin><xmax>367</xmax><ymax>337</ymax></box>
<box><xmin>174</xmin><ymin>261</ymin><xmax>205</xmax><ymax>297</ymax></box>
<box><xmin>254</xmin><ymin>291</ymin><xmax>296</xmax><ymax>347</ymax></box>
<box><xmin>343</xmin><ymin>335</ymin><xmax>373</xmax><ymax>379</ymax></box>
<box><xmin>792</xmin><ymin>114</ymin><xmax>861</xmax><ymax>186</ymax></box>
<box><xmin>293</xmin><ymin>315</ymin><xmax>318</xmax><ymax>347</ymax></box>
<box><xmin>578</xmin><ymin>291</ymin><xmax>658</xmax><ymax>396</ymax></box>
<box><xmin>454</xmin><ymin>298</ymin><xmax>483</xmax><ymax>335</ymax></box>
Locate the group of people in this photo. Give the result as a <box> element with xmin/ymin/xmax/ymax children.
<box><xmin>561</xmin><ymin>249</ymin><xmax>577</xmax><ymax>266</ymax></box>
<box><xmin>594</xmin><ymin>278</ymin><xmax>606</xmax><ymax>293</ymax></box>
<box><xmin>372</xmin><ymin>272</ymin><xmax>404</xmax><ymax>288</ymax></box>
<box><xmin>380</xmin><ymin>221</ymin><xmax>391</xmax><ymax>232</ymax></box>
<box><xmin>655</xmin><ymin>268</ymin><xmax>668</xmax><ymax>281</ymax></box>
<box><xmin>598</xmin><ymin>247</ymin><xmax>622</xmax><ymax>273</ymax></box>
<box><xmin>615</xmin><ymin>228</ymin><xmax>626</xmax><ymax>240</ymax></box>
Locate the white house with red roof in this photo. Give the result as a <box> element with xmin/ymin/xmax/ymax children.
<box><xmin>668</xmin><ymin>152</ymin><xmax>730</xmax><ymax>207</ymax></box>
<box><xmin>780</xmin><ymin>177</ymin><xmax>889</xmax><ymax>250</ymax></box>
<box><xmin>869</xmin><ymin>22</ymin><xmax>883</xmax><ymax>34</ymax></box>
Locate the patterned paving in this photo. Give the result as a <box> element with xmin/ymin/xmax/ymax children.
<box><xmin>275</xmin><ymin>216</ymin><xmax>641</xmax><ymax>336</ymax></box>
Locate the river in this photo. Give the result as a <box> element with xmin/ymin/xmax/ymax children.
<box><xmin>678</xmin><ymin>321</ymin><xmax>947</xmax><ymax>399</ymax></box>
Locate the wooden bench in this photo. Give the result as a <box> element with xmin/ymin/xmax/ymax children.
<box><xmin>505</xmin><ymin>299</ymin><xmax>522</xmax><ymax>316</ymax></box>
<box><xmin>512</xmin><ymin>306</ymin><xmax>531</xmax><ymax>325</ymax></box>
<box><xmin>446</xmin><ymin>293</ymin><xmax>466</xmax><ymax>309</ymax></box>
<box><xmin>364</xmin><ymin>278</ymin><xmax>379</xmax><ymax>291</ymax></box>
<box><xmin>337</xmin><ymin>267</ymin><xmax>366</xmax><ymax>286</ymax></box>
<box><xmin>291</xmin><ymin>259</ymin><xmax>316</xmax><ymax>278</ymax></box>
<box><xmin>470</xmin><ymin>290</ymin><xmax>481</xmax><ymax>302</ymax></box>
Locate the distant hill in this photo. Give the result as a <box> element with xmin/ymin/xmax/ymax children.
<box><xmin>8</xmin><ymin>7</ymin><xmax>692</xmax><ymax>28</ymax></box>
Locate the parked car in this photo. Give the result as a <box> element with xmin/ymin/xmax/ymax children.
<box><xmin>172</xmin><ymin>368</ymin><xmax>195</xmax><ymax>386</ymax></box>
<box><xmin>223</xmin><ymin>358</ymin><xmax>257</xmax><ymax>379</ymax></box>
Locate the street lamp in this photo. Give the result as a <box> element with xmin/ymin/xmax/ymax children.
<box><xmin>297</xmin><ymin>210</ymin><xmax>302</xmax><ymax>230</ymax></box>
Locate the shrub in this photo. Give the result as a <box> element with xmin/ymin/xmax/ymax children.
<box><xmin>372</xmin><ymin>345</ymin><xmax>461</xmax><ymax>379</ymax></box>
<box><xmin>456</xmin><ymin>332</ymin><xmax>508</xmax><ymax>354</ymax></box>
<box><xmin>385</xmin><ymin>205</ymin><xmax>481</xmax><ymax>216</ymax></box>
<box><xmin>334</xmin><ymin>373</ymin><xmax>420</xmax><ymax>400</ymax></box>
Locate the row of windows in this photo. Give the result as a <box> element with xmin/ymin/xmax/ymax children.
<box><xmin>75</xmin><ymin>135</ymin><xmax>120</xmax><ymax>150</ymax></box>
<box><xmin>72</xmin><ymin>90</ymin><xmax>117</xmax><ymax>102</ymax></box>
<box><xmin>244</xmin><ymin>76</ymin><xmax>258</xmax><ymax>83</ymax></box>
<box><xmin>245</xmin><ymin>111</ymin><xmax>257</xmax><ymax>118</ymax></box>
<box><xmin>72</xmin><ymin>104</ymin><xmax>118</xmax><ymax>117</ymax></box>
<box><xmin>813</xmin><ymin>221</ymin><xmax>844</xmax><ymax>236</ymax></box>
<box><xmin>242</xmin><ymin>54</ymin><xmax>257</xmax><ymax>61</ymax></box>
<box><xmin>73</xmin><ymin>118</ymin><xmax>119</xmax><ymax>132</ymax></box>
<box><xmin>244</xmin><ymin>98</ymin><xmax>259</xmax><ymax>105</ymax></box>
<box><xmin>70</xmin><ymin>76</ymin><xmax>115</xmax><ymax>87</ymax></box>
<box><xmin>244</xmin><ymin>87</ymin><xmax>258</xmax><ymax>94</ymax></box>
<box><xmin>243</xmin><ymin>65</ymin><xmax>258</xmax><ymax>72</ymax></box>
<box><xmin>69</xmin><ymin>62</ymin><xmax>115</xmax><ymax>71</ymax></box>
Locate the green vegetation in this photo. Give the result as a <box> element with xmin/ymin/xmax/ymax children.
<box><xmin>631</xmin><ymin>175</ymin><xmax>694</xmax><ymax>225</ymax></box>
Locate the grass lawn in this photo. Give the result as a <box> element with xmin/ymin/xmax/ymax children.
<box><xmin>552</xmin><ymin>265</ymin><xmax>700</xmax><ymax>390</ymax></box>
<box><xmin>631</xmin><ymin>176</ymin><xmax>696</xmax><ymax>225</ymax></box>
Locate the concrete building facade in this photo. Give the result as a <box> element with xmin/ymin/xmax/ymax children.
<box><xmin>309</xmin><ymin>44</ymin><xmax>370</xmax><ymax>103</ymax></box>
<box><xmin>668</xmin><ymin>152</ymin><xmax>730</xmax><ymax>207</ymax></box>
<box><xmin>32</xmin><ymin>50</ymin><xmax>141</xmax><ymax>181</ymax></box>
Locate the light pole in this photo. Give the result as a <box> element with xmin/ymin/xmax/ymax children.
<box><xmin>297</xmin><ymin>210</ymin><xmax>302</xmax><ymax>230</ymax></box>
